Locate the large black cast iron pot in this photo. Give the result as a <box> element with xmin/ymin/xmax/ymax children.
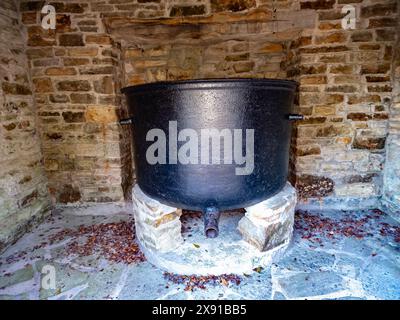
<box><xmin>121</xmin><ymin>79</ymin><xmax>299</xmax><ymax>238</ymax></box>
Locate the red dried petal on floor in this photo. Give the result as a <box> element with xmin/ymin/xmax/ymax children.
<box><xmin>294</xmin><ymin>209</ymin><xmax>399</xmax><ymax>247</ymax></box>
<box><xmin>163</xmin><ymin>272</ymin><xmax>242</xmax><ymax>291</ymax></box>
<box><xmin>48</xmin><ymin>220</ymin><xmax>145</xmax><ymax>265</ymax></box>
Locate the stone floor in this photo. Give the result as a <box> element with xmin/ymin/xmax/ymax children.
<box><xmin>0</xmin><ymin>206</ymin><xmax>399</xmax><ymax>300</ymax></box>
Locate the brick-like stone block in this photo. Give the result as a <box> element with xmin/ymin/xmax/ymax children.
<box><xmin>233</xmin><ymin>61</ymin><xmax>254</xmax><ymax>73</ymax></box>
<box><xmin>2</xmin><ymin>82</ymin><xmax>32</xmax><ymax>95</ymax></box>
<box><xmin>351</xmin><ymin>31</ymin><xmax>373</xmax><ymax>42</ymax></box>
<box><xmin>85</xmin><ymin>106</ymin><xmax>118</xmax><ymax>124</ymax></box>
<box><xmin>68</xmin><ymin>47</ymin><xmax>98</xmax><ymax>57</ymax></box>
<box><xmin>368</xmin><ymin>17</ymin><xmax>397</xmax><ymax>28</ymax></box>
<box><xmin>63</xmin><ymin>58</ymin><xmax>90</xmax><ymax>66</ymax></box>
<box><xmin>49</xmin><ymin>94</ymin><xmax>69</xmax><ymax>103</ymax></box>
<box><xmin>45</xmin><ymin>67</ymin><xmax>77</xmax><ymax>76</ymax></box>
<box><xmin>300</xmin><ymin>0</ymin><xmax>335</xmax><ymax>10</ymax></box>
<box><xmin>211</xmin><ymin>0</ymin><xmax>256</xmax><ymax>13</ymax></box>
<box><xmin>56</xmin><ymin>80</ymin><xmax>91</xmax><ymax>91</ymax></box>
<box><xmin>361</xmin><ymin>63</ymin><xmax>390</xmax><ymax>74</ymax></box>
<box><xmin>315</xmin><ymin>32</ymin><xmax>346</xmax><ymax>45</ymax></box>
<box><xmin>94</xmin><ymin>76</ymin><xmax>114</xmax><ymax>94</ymax></box>
<box><xmin>361</xmin><ymin>3</ymin><xmax>397</xmax><ymax>18</ymax></box>
<box><xmin>52</xmin><ymin>2</ymin><xmax>87</xmax><ymax>14</ymax></box>
<box><xmin>85</xmin><ymin>35</ymin><xmax>113</xmax><ymax>45</ymax></box>
<box><xmin>62</xmin><ymin>111</ymin><xmax>85</xmax><ymax>123</ymax></box>
<box><xmin>70</xmin><ymin>93</ymin><xmax>96</xmax><ymax>104</ymax></box>
<box><xmin>170</xmin><ymin>5</ymin><xmax>206</xmax><ymax>17</ymax></box>
<box><xmin>238</xmin><ymin>183</ymin><xmax>297</xmax><ymax>251</ymax></box>
<box><xmin>376</xmin><ymin>29</ymin><xmax>396</xmax><ymax>42</ymax></box>
<box><xmin>20</xmin><ymin>1</ymin><xmax>45</xmax><ymax>12</ymax></box>
<box><xmin>132</xmin><ymin>185</ymin><xmax>183</xmax><ymax>253</ymax></box>
<box><xmin>27</xmin><ymin>26</ymin><xmax>55</xmax><ymax>46</ymax></box>
<box><xmin>33</xmin><ymin>78</ymin><xmax>53</xmax><ymax>93</ymax></box>
<box><xmin>59</xmin><ymin>34</ymin><xmax>84</xmax><ymax>46</ymax></box>
<box><xmin>353</xmin><ymin>136</ymin><xmax>386</xmax><ymax>150</ymax></box>
<box><xmin>79</xmin><ymin>66</ymin><xmax>114</xmax><ymax>75</ymax></box>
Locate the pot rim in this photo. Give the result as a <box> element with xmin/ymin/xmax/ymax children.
<box><xmin>121</xmin><ymin>78</ymin><xmax>298</xmax><ymax>94</ymax></box>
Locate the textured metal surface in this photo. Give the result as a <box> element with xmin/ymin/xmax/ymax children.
<box><xmin>122</xmin><ymin>78</ymin><xmax>297</xmax><ymax>212</ymax></box>
<box><xmin>203</xmin><ymin>207</ymin><xmax>221</xmax><ymax>238</ymax></box>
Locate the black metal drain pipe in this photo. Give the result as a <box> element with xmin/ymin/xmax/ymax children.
<box><xmin>203</xmin><ymin>207</ymin><xmax>221</xmax><ymax>238</ymax></box>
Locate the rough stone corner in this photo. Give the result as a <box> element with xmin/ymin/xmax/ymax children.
<box><xmin>238</xmin><ymin>183</ymin><xmax>297</xmax><ymax>251</ymax></box>
<box><xmin>132</xmin><ymin>185</ymin><xmax>183</xmax><ymax>253</ymax></box>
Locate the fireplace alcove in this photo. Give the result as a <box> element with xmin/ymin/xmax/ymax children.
<box><xmin>103</xmin><ymin>9</ymin><xmax>313</xmax><ymax>274</ymax></box>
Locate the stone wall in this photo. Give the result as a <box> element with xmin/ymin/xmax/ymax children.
<box><xmin>0</xmin><ymin>0</ymin><xmax>51</xmax><ymax>252</ymax></box>
<box><xmin>106</xmin><ymin>0</ymin><xmax>399</xmax><ymax>209</ymax></box>
<box><xmin>292</xmin><ymin>0</ymin><xmax>398</xmax><ymax>209</ymax></box>
<box><xmin>120</xmin><ymin>24</ymin><xmax>290</xmax><ymax>86</ymax></box>
<box><xmin>15</xmin><ymin>0</ymin><xmax>400</xmax><ymax>211</ymax></box>
<box><xmin>18</xmin><ymin>0</ymin><xmax>309</xmax><ymax>206</ymax></box>
<box><xmin>382</xmin><ymin>6</ymin><xmax>400</xmax><ymax>219</ymax></box>
<box><xmin>20</xmin><ymin>0</ymin><xmax>133</xmax><ymax>204</ymax></box>
<box><xmin>104</xmin><ymin>0</ymin><xmax>313</xmax><ymax>85</ymax></box>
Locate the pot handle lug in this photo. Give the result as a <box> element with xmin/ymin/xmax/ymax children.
<box><xmin>119</xmin><ymin>117</ymin><xmax>134</xmax><ymax>125</ymax></box>
<box><xmin>287</xmin><ymin>114</ymin><xmax>304</xmax><ymax>121</ymax></box>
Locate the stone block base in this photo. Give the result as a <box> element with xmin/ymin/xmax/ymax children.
<box><xmin>132</xmin><ymin>183</ymin><xmax>297</xmax><ymax>275</ymax></box>
<box><xmin>132</xmin><ymin>186</ymin><xmax>183</xmax><ymax>253</ymax></box>
<box><xmin>238</xmin><ymin>183</ymin><xmax>297</xmax><ymax>251</ymax></box>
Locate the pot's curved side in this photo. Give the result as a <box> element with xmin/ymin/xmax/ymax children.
<box><xmin>122</xmin><ymin>78</ymin><xmax>297</xmax><ymax>219</ymax></box>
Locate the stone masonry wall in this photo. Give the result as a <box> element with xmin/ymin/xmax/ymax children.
<box><xmin>20</xmin><ymin>0</ymin><xmax>133</xmax><ymax>204</ymax></box>
<box><xmin>18</xmin><ymin>0</ymin><xmax>306</xmax><ymax>205</ymax></box>
<box><xmin>106</xmin><ymin>0</ymin><xmax>399</xmax><ymax>208</ymax></box>
<box><xmin>120</xmin><ymin>27</ymin><xmax>289</xmax><ymax>86</ymax></box>
<box><xmin>15</xmin><ymin>0</ymin><xmax>399</xmax><ymax>210</ymax></box>
<box><xmin>0</xmin><ymin>0</ymin><xmax>51</xmax><ymax>252</ymax></box>
<box><xmin>382</xmin><ymin>6</ymin><xmax>400</xmax><ymax>218</ymax></box>
<box><xmin>104</xmin><ymin>0</ymin><xmax>311</xmax><ymax>85</ymax></box>
<box><xmin>292</xmin><ymin>0</ymin><xmax>398</xmax><ymax>208</ymax></box>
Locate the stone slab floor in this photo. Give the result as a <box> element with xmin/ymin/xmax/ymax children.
<box><xmin>0</xmin><ymin>207</ymin><xmax>399</xmax><ymax>300</ymax></box>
